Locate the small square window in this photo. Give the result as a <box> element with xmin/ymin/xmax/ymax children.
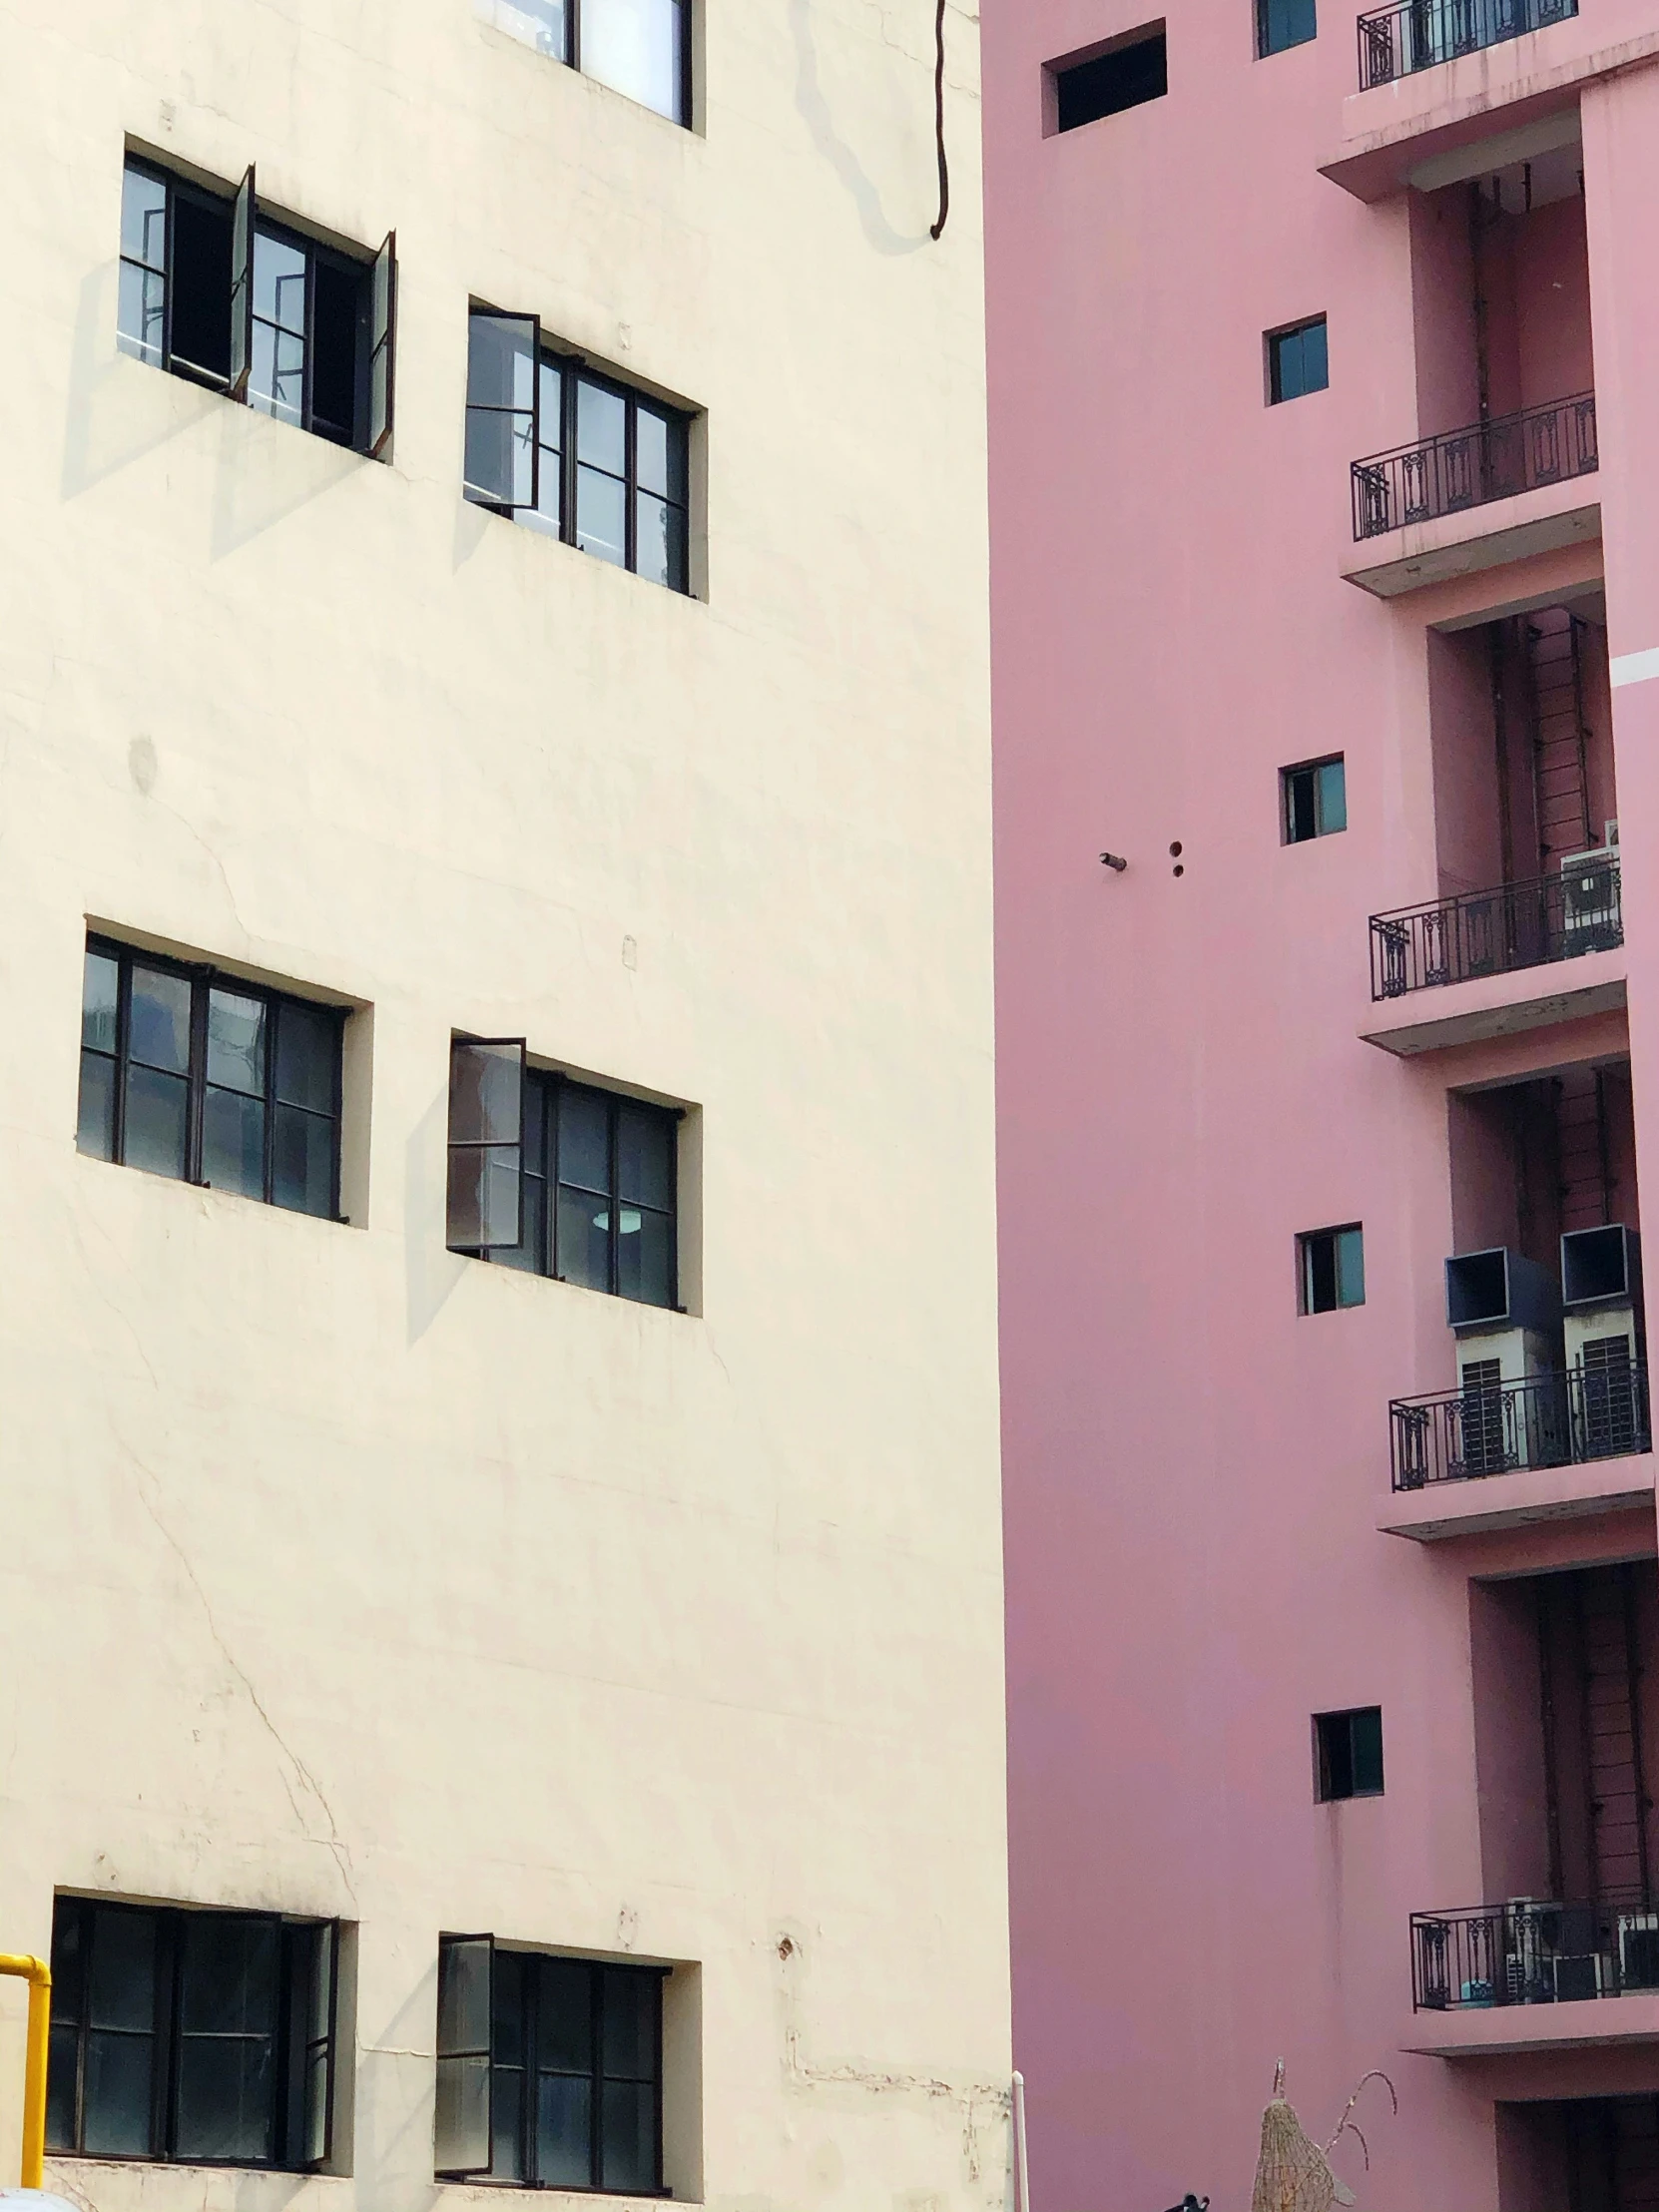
<box><xmin>1048</xmin><ymin>27</ymin><xmax>1168</xmax><ymax>133</ymax></box>
<box><xmin>1267</xmin><ymin>315</ymin><xmax>1329</xmax><ymax>404</ymax></box>
<box><xmin>1257</xmin><ymin>0</ymin><xmax>1316</xmax><ymax>56</ymax></box>
<box><xmin>1283</xmin><ymin>756</ymin><xmax>1346</xmax><ymax>842</ymax></box>
<box><xmin>1299</xmin><ymin>1225</ymin><xmax>1365</xmax><ymax>1314</ymax></box>
<box><xmin>1315</xmin><ymin>1708</ymin><xmax>1383</xmax><ymax>1801</ymax></box>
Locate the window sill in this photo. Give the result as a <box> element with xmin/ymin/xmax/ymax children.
<box><xmin>48</xmin><ymin>2155</ymin><xmax>351</xmax><ymax>2184</ymax></box>
<box><xmin>433</xmin><ymin>2184</ymin><xmax>676</xmax><ymax>2206</ymax></box>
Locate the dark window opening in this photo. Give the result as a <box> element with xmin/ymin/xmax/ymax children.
<box><xmin>1050</xmin><ymin>27</ymin><xmax>1168</xmax><ymax>132</ymax></box>
<box><xmin>119</xmin><ymin>156</ymin><xmax>395</xmax><ymax>456</ymax></box>
<box><xmin>1283</xmin><ymin>756</ymin><xmax>1347</xmax><ymax>842</ymax></box>
<box><xmin>446</xmin><ymin>1042</ymin><xmax>680</xmax><ymax>1310</ymax></box>
<box><xmin>1315</xmin><ymin>1707</ymin><xmax>1384</xmax><ymax>1801</ymax></box>
<box><xmin>464</xmin><ymin>309</ymin><xmax>692</xmax><ymax>592</ymax></box>
<box><xmin>494</xmin><ymin>0</ymin><xmax>693</xmax><ymax>127</ymax></box>
<box><xmin>1300</xmin><ymin>1224</ymin><xmax>1365</xmax><ymax>1313</ymax></box>
<box><xmin>1268</xmin><ymin>314</ymin><xmax>1329</xmax><ymax>403</ymax></box>
<box><xmin>1257</xmin><ymin>0</ymin><xmax>1317</xmax><ymax>54</ymax></box>
<box><xmin>46</xmin><ymin>1897</ymin><xmax>338</xmax><ymax>2170</ymax></box>
<box><xmin>77</xmin><ymin>935</ymin><xmax>345</xmax><ymax>1222</ymax></box>
<box><xmin>434</xmin><ymin>1934</ymin><xmax>667</xmax><ymax>2195</ymax></box>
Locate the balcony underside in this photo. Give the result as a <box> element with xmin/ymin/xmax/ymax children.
<box><xmin>1343</xmin><ymin>486</ymin><xmax>1600</xmax><ymax>598</ymax></box>
<box><xmin>1379</xmin><ymin>1447</ymin><xmax>1654</xmax><ymax>1539</ymax></box>
<box><xmin>1362</xmin><ymin>948</ymin><xmax>1626</xmax><ymax>1055</ymax></box>
<box><xmin>1404</xmin><ymin>1992</ymin><xmax>1659</xmax><ymax>2057</ymax></box>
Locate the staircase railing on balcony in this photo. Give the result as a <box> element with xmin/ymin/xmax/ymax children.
<box><xmin>1411</xmin><ymin>1898</ymin><xmax>1659</xmax><ymax>2010</ymax></box>
<box><xmin>1358</xmin><ymin>0</ymin><xmax>1577</xmax><ymax>88</ymax></box>
<box><xmin>1390</xmin><ymin>1364</ymin><xmax>1651</xmax><ymax>1490</ymax></box>
<box><xmin>1370</xmin><ymin>858</ymin><xmax>1621</xmax><ymax>999</ymax></box>
<box><xmin>1352</xmin><ymin>391</ymin><xmax>1597</xmax><ymax>540</ymax></box>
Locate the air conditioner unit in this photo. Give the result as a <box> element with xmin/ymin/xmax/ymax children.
<box><xmin>1445</xmin><ymin>1251</ymin><xmax>1564</xmax><ymax>1472</ymax></box>
<box><xmin>1559</xmin><ymin>837</ymin><xmax>1622</xmax><ymax>950</ymax></box>
<box><xmin>1502</xmin><ymin>1900</ymin><xmax>1557</xmax><ymax>2004</ymax></box>
<box><xmin>1562</xmin><ymin>1227</ymin><xmax>1646</xmax><ymax>1458</ymax></box>
<box><xmin>1619</xmin><ymin>1913</ymin><xmax>1659</xmax><ymax>1991</ymax></box>
<box><xmin>1552</xmin><ymin>1949</ymin><xmax>1609</xmax><ymax>2003</ymax></box>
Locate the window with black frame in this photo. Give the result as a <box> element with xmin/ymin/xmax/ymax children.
<box><xmin>479</xmin><ymin>0</ymin><xmax>692</xmax><ymax>126</ymax></box>
<box><xmin>46</xmin><ymin>1897</ymin><xmax>338</xmax><ymax>2169</ymax></box>
<box><xmin>445</xmin><ymin>1038</ymin><xmax>679</xmax><ymax>1308</ymax></box>
<box><xmin>77</xmin><ymin>936</ymin><xmax>345</xmax><ymax>1221</ymax></box>
<box><xmin>118</xmin><ymin>154</ymin><xmax>395</xmax><ymax>455</ymax></box>
<box><xmin>434</xmin><ymin>1934</ymin><xmax>667</xmax><ymax>2196</ymax></box>
<box><xmin>463</xmin><ymin>310</ymin><xmax>691</xmax><ymax>592</ymax></box>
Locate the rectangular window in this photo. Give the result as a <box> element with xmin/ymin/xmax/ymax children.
<box><xmin>119</xmin><ymin>156</ymin><xmax>396</xmax><ymax>455</ymax></box>
<box><xmin>1267</xmin><ymin>315</ymin><xmax>1329</xmax><ymax>404</ymax></box>
<box><xmin>46</xmin><ymin>1898</ymin><xmax>338</xmax><ymax>2169</ymax></box>
<box><xmin>464</xmin><ymin>310</ymin><xmax>691</xmax><ymax>592</ymax></box>
<box><xmin>1314</xmin><ymin>1708</ymin><xmax>1384</xmax><ymax>1801</ymax></box>
<box><xmin>77</xmin><ymin>936</ymin><xmax>345</xmax><ymax>1221</ymax></box>
<box><xmin>1048</xmin><ymin>27</ymin><xmax>1168</xmax><ymax>132</ymax></box>
<box><xmin>1299</xmin><ymin>1225</ymin><xmax>1365</xmax><ymax>1314</ymax></box>
<box><xmin>1257</xmin><ymin>0</ymin><xmax>1316</xmax><ymax>55</ymax></box>
<box><xmin>434</xmin><ymin>1936</ymin><xmax>666</xmax><ymax>2195</ymax></box>
<box><xmin>1282</xmin><ymin>756</ymin><xmax>1346</xmax><ymax>842</ymax></box>
<box><xmin>482</xmin><ymin>0</ymin><xmax>692</xmax><ymax>126</ymax></box>
<box><xmin>446</xmin><ymin>1048</ymin><xmax>679</xmax><ymax>1310</ymax></box>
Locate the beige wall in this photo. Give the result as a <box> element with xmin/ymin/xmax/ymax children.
<box><xmin>0</xmin><ymin>1</ymin><xmax>1008</xmax><ymax>2207</ymax></box>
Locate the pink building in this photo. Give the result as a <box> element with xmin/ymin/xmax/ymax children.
<box><xmin>986</xmin><ymin>4</ymin><xmax>1659</xmax><ymax>2208</ymax></box>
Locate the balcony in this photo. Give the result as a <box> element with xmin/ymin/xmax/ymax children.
<box><xmin>1372</xmin><ymin>859</ymin><xmax>1621</xmax><ymax>1000</ymax></box>
<box><xmin>1390</xmin><ymin>1365</ymin><xmax>1651</xmax><ymax>1491</ymax></box>
<box><xmin>1357</xmin><ymin>0</ymin><xmax>1578</xmax><ymax>90</ymax></box>
<box><xmin>1413</xmin><ymin>1899</ymin><xmax>1659</xmax><ymax>2013</ymax></box>
<box><xmin>1353</xmin><ymin>391</ymin><xmax>1596</xmax><ymax>541</ymax></box>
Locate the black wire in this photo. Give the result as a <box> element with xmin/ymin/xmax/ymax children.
<box><xmin>929</xmin><ymin>0</ymin><xmax>949</xmax><ymax>241</ymax></box>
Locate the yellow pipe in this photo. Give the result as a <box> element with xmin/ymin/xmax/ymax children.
<box><xmin>0</xmin><ymin>1954</ymin><xmax>51</xmax><ymax>2190</ymax></box>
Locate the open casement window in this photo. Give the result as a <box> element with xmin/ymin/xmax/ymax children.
<box><xmin>45</xmin><ymin>1898</ymin><xmax>339</xmax><ymax>2171</ymax></box>
<box><xmin>446</xmin><ymin>1038</ymin><xmax>526</xmax><ymax>1253</ymax></box>
<box><xmin>435</xmin><ymin>1935</ymin><xmax>494</xmax><ymax>2179</ymax></box>
<box><xmin>464</xmin><ymin>312</ymin><xmax>541</xmax><ymax>514</ymax></box>
<box><xmin>369</xmin><ymin>231</ymin><xmax>396</xmax><ymax>458</ymax></box>
<box><xmin>229</xmin><ymin>165</ymin><xmax>255</xmax><ymax>401</ymax></box>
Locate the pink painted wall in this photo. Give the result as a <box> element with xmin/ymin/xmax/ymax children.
<box><xmin>985</xmin><ymin>10</ymin><xmax>1659</xmax><ymax>2209</ymax></box>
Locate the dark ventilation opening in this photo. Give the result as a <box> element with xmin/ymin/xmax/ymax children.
<box><xmin>1446</xmin><ymin>1248</ymin><xmax>1512</xmax><ymax>1330</ymax></box>
<box><xmin>170</xmin><ymin>192</ymin><xmax>233</xmax><ymax>383</ymax></box>
<box><xmin>1315</xmin><ymin>1707</ymin><xmax>1383</xmax><ymax>1802</ymax></box>
<box><xmin>1051</xmin><ymin>26</ymin><xmax>1167</xmax><ymax>133</ymax></box>
<box><xmin>1562</xmin><ymin>1224</ymin><xmax>1634</xmax><ymax>1309</ymax></box>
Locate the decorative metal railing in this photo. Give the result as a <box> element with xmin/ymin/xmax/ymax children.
<box><xmin>1370</xmin><ymin>859</ymin><xmax>1621</xmax><ymax>999</ymax></box>
<box><xmin>1358</xmin><ymin>0</ymin><xmax>1576</xmax><ymax>87</ymax></box>
<box><xmin>1390</xmin><ymin>1365</ymin><xmax>1651</xmax><ymax>1491</ymax></box>
<box><xmin>1352</xmin><ymin>392</ymin><xmax>1596</xmax><ymax>540</ymax></box>
<box><xmin>1411</xmin><ymin>1898</ymin><xmax>1659</xmax><ymax>2010</ymax></box>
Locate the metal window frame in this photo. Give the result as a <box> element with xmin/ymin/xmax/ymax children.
<box><xmin>570</xmin><ymin>0</ymin><xmax>694</xmax><ymax>127</ymax></box>
<box><xmin>435</xmin><ymin>1933</ymin><xmax>496</xmax><ymax>2181</ymax></box>
<box><xmin>248</xmin><ymin>210</ymin><xmax>382</xmax><ymax>449</ymax></box>
<box><xmin>80</xmin><ymin>934</ymin><xmax>346</xmax><ymax>1221</ymax></box>
<box><xmin>1266</xmin><ymin>313</ymin><xmax>1328</xmax><ymax>405</ymax></box>
<box><xmin>1313</xmin><ymin>1706</ymin><xmax>1384</xmax><ymax>1802</ymax></box>
<box><xmin>1255</xmin><ymin>0</ymin><xmax>1317</xmax><ymax>56</ymax></box>
<box><xmin>489</xmin><ymin>1945</ymin><xmax>669</xmax><ymax>2196</ymax></box>
<box><xmin>47</xmin><ymin>1897</ymin><xmax>339</xmax><ymax>2172</ymax></box>
<box><xmin>1298</xmin><ymin>1221</ymin><xmax>1365</xmax><ymax>1315</ymax></box>
<box><xmin>445</xmin><ymin>1036</ymin><xmax>528</xmax><ymax>1255</ymax></box>
<box><xmin>1281</xmin><ymin>752</ymin><xmax>1345</xmax><ymax>843</ymax></box>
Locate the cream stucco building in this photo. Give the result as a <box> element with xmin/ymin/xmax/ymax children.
<box><xmin>0</xmin><ymin>2</ymin><xmax>1008</xmax><ymax>2206</ymax></box>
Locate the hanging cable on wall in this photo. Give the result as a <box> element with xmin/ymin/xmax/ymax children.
<box><xmin>929</xmin><ymin>0</ymin><xmax>949</xmax><ymax>239</ymax></box>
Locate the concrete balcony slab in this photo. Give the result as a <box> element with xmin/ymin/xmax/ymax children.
<box><xmin>1342</xmin><ymin>485</ymin><xmax>1600</xmax><ymax>599</ymax></box>
<box><xmin>1403</xmin><ymin>1992</ymin><xmax>1659</xmax><ymax>2057</ymax></box>
<box><xmin>1360</xmin><ymin>943</ymin><xmax>1626</xmax><ymax>1055</ymax></box>
<box><xmin>1378</xmin><ymin>1449</ymin><xmax>1654</xmax><ymax>1540</ymax></box>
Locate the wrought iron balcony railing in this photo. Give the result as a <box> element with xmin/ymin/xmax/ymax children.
<box><xmin>1412</xmin><ymin>1899</ymin><xmax>1659</xmax><ymax>2011</ymax></box>
<box><xmin>1358</xmin><ymin>0</ymin><xmax>1577</xmax><ymax>88</ymax></box>
<box><xmin>1352</xmin><ymin>391</ymin><xmax>1597</xmax><ymax>540</ymax></box>
<box><xmin>1371</xmin><ymin>858</ymin><xmax>1621</xmax><ymax>999</ymax></box>
<box><xmin>1390</xmin><ymin>1364</ymin><xmax>1651</xmax><ymax>1491</ymax></box>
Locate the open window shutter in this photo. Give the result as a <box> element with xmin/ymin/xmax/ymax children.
<box><xmin>229</xmin><ymin>165</ymin><xmax>256</xmax><ymax>401</ymax></box>
<box><xmin>368</xmin><ymin>231</ymin><xmax>396</xmax><ymax>459</ymax></box>
<box><xmin>446</xmin><ymin>1038</ymin><xmax>526</xmax><ymax>1252</ymax></box>
<box><xmin>434</xmin><ymin>1934</ymin><xmax>493</xmax><ymax>2178</ymax></box>
<box><xmin>295</xmin><ymin>1920</ymin><xmax>338</xmax><ymax>2170</ymax></box>
<box><xmin>463</xmin><ymin>311</ymin><xmax>539</xmax><ymax>511</ymax></box>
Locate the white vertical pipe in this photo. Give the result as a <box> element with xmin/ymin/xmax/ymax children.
<box><xmin>1012</xmin><ymin>2070</ymin><xmax>1030</xmax><ymax>2212</ymax></box>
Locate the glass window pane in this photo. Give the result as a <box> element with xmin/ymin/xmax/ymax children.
<box><xmin>558</xmin><ymin>1087</ymin><xmax>610</xmax><ymax>1193</ymax></box>
<box><xmin>635</xmin><ymin>408</ymin><xmax>669</xmax><ymax>499</ymax></box>
<box><xmin>1351</xmin><ymin>1707</ymin><xmax>1384</xmax><ymax>1793</ymax></box>
<box><xmin>51</xmin><ymin>1903</ymin><xmax>85</xmax><ymax>2020</ymax></box>
<box><xmin>207</xmin><ymin>989</ymin><xmax>266</xmax><ymax>1097</ymax></box>
<box><xmin>577</xmin><ymin>466</ymin><xmax>628</xmax><ymax>566</ymax></box>
<box><xmin>175</xmin><ymin>2037</ymin><xmax>275</xmax><ymax>2162</ymax></box>
<box><xmin>450</xmin><ymin>1144</ymin><xmax>522</xmax><ymax>1250</ymax></box>
<box><xmin>435</xmin><ymin>2052</ymin><xmax>490</xmax><ymax>2174</ymax></box>
<box><xmin>204</xmin><ymin>1087</ymin><xmax>267</xmax><ymax>1199</ymax></box>
<box><xmin>1317</xmin><ymin>759</ymin><xmax>1347</xmax><ymax>833</ymax></box>
<box><xmin>274</xmin><ymin>1104</ymin><xmax>335</xmax><ymax>1218</ymax></box>
<box><xmin>465</xmin><ymin>315</ymin><xmax>538</xmax><ymax>508</ymax></box>
<box><xmin>617</xmin><ymin>1104</ymin><xmax>674</xmax><ymax>1209</ymax></box>
<box><xmin>635</xmin><ymin>493</ymin><xmax>688</xmax><ymax>591</ymax></box>
<box><xmin>252</xmin><ymin>321</ymin><xmax>305</xmax><ymax>426</ymax></box>
<box><xmin>537</xmin><ymin>1959</ymin><xmax>593</xmax><ymax>2073</ymax></box>
<box><xmin>582</xmin><ymin>0</ymin><xmax>686</xmax><ymax>121</ymax></box>
<box><xmin>276</xmin><ymin>1001</ymin><xmax>338</xmax><ymax>1113</ymax></box>
<box><xmin>601</xmin><ymin>1969</ymin><xmax>657</xmax><ymax>2080</ymax></box>
<box><xmin>465</xmin><ymin>406</ymin><xmax>535</xmax><ymax>510</ymax></box>
<box><xmin>491</xmin><ymin>0</ymin><xmax>569</xmax><ymax>57</ymax></box>
<box><xmin>121</xmin><ymin>166</ymin><xmax>168</xmax><ymax>271</ymax></box>
<box><xmin>450</xmin><ymin>1041</ymin><xmax>523</xmax><ymax>1147</ymax></box>
<box><xmin>118</xmin><ymin>262</ymin><xmax>166</xmax><ymax>366</ymax></box>
<box><xmin>82</xmin><ymin>950</ymin><xmax>120</xmax><ymax>1052</ymax></box>
<box><xmin>601</xmin><ymin>2079</ymin><xmax>656</xmax><ymax>2193</ymax></box>
<box><xmin>253</xmin><ymin>232</ymin><xmax>306</xmax><ymax>335</ymax></box>
<box><xmin>490</xmin><ymin>1951</ymin><xmax>525</xmax><ymax>2067</ymax></box>
<box><xmin>78</xmin><ymin>1050</ymin><xmax>117</xmax><ymax>1161</ymax></box>
<box><xmin>617</xmin><ymin>1206</ymin><xmax>674</xmax><ymax>1308</ymax></box>
<box><xmin>558</xmin><ymin>1184</ymin><xmax>612</xmax><ymax>1291</ymax></box>
<box><xmin>82</xmin><ymin>2030</ymin><xmax>155</xmax><ymax>2155</ymax></box>
<box><xmin>535</xmin><ymin>2072</ymin><xmax>593</xmax><ymax>2188</ymax></box>
<box><xmin>123</xmin><ymin>1065</ymin><xmax>190</xmax><ymax>1180</ymax></box>
<box><xmin>46</xmin><ymin>2021</ymin><xmax>78</xmax><ymax>2150</ymax></box>
<box><xmin>1336</xmin><ymin>1227</ymin><xmax>1366</xmax><ymax>1308</ymax></box>
<box><xmin>181</xmin><ymin>1917</ymin><xmax>279</xmax><ymax>2036</ymax></box>
<box><xmin>576</xmin><ymin>378</ymin><xmax>627</xmax><ymax>475</ymax></box>
<box><xmin>129</xmin><ymin>965</ymin><xmax>192</xmax><ymax>1073</ymax></box>
<box><xmin>493</xmin><ymin>1173</ymin><xmax>545</xmax><ymax>1274</ymax></box>
<box><xmin>90</xmin><ymin>1912</ymin><xmax>157</xmax><ymax>2030</ymax></box>
<box><xmin>490</xmin><ymin>2063</ymin><xmax>524</xmax><ymax>2179</ymax></box>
